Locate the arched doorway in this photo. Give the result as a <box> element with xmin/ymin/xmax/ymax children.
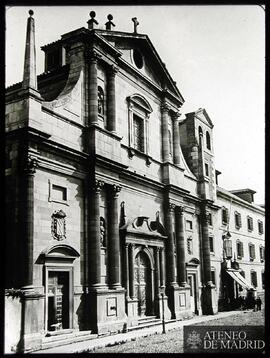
<box><xmin>134</xmin><ymin>251</ymin><xmax>152</xmax><ymax>316</ymax></box>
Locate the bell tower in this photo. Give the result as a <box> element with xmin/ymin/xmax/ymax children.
<box><xmin>179</xmin><ymin>108</ymin><xmax>216</xmax><ymax>201</ymax></box>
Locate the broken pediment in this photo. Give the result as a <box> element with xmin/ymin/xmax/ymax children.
<box><xmin>120</xmin><ymin>215</ymin><xmax>166</xmax><ymax>237</ymax></box>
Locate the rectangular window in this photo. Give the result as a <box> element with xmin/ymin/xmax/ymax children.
<box><xmin>250</xmin><ymin>271</ymin><xmax>258</xmax><ymax>288</ymax></box>
<box><xmin>133</xmin><ymin>114</ymin><xmax>144</xmax><ymax>152</ymax></box>
<box><xmin>209</xmin><ymin>236</ymin><xmax>214</xmax><ymax>253</ymax></box>
<box><xmin>259</xmin><ymin>247</ymin><xmax>265</xmax><ymax>262</ymax></box>
<box><xmin>235</xmin><ymin>212</ymin><xmax>242</xmax><ymax>229</ymax></box>
<box><xmin>222</xmin><ymin>208</ymin><xmax>228</xmax><ymax>225</ymax></box>
<box><xmin>236</xmin><ymin>241</ymin><xmax>244</xmax><ymax>259</ymax></box>
<box><xmin>258</xmin><ymin>220</ymin><xmax>264</xmax><ymax>234</ymax></box>
<box><xmin>52</xmin><ymin>184</ymin><xmax>67</xmax><ymax>201</ymax></box>
<box><xmin>186</xmin><ymin>220</ymin><xmax>193</xmax><ymax>231</ymax></box>
<box><xmin>249</xmin><ymin>244</ymin><xmax>255</xmax><ymax>261</ymax></box>
<box><xmin>205</xmin><ymin>163</ymin><xmax>209</xmax><ymax>177</ymax></box>
<box><xmin>247</xmin><ymin>216</ymin><xmax>253</xmax><ymax>232</ymax></box>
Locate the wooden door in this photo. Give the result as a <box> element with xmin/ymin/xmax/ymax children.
<box><xmin>47</xmin><ymin>271</ymin><xmax>69</xmax><ymax>331</ymax></box>
<box><xmin>187</xmin><ymin>273</ymin><xmax>198</xmax><ymax>314</ymax></box>
<box><xmin>134</xmin><ymin>252</ymin><xmax>151</xmax><ymax>316</ymax></box>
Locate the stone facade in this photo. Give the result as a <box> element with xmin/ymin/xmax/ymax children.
<box><xmin>5</xmin><ymin>11</ymin><xmax>264</xmax><ymax>353</ymax></box>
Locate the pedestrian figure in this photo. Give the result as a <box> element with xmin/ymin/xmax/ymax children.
<box><xmin>256</xmin><ymin>297</ymin><xmax>262</xmax><ymax>311</ymax></box>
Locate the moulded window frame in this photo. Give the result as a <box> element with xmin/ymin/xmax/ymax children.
<box><xmin>247</xmin><ymin>216</ymin><xmax>253</xmax><ymax>232</ymax></box>
<box><xmin>250</xmin><ymin>270</ymin><xmax>258</xmax><ymax>288</ymax></box>
<box><xmin>248</xmin><ymin>243</ymin><xmax>255</xmax><ymax>261</ymax></box>
<box><xmin>48</xmin><ymin>179</ymin><xmax>69</xmax><ymax>206</ymax></box>
<box><xmin>127</xmin><ymin>95</ymin><xmax>153</xmax><ymax>157</ymax></box>
<box><xmin>236</xmin><ymin>240</ymin><xmax>244</xmax><ymax>259</ymax></box>
<box><xmin>221</xmin><ymin>207</ymin><xmax>229</xmax><ymax>225</ymax></box>
<box><xmin>258</xmin><ymin>220</ymin><xmax>264</xmax><ymax>235</ymax></box>
<box><xmin>234</xmin><ymin>211</ymin><xmax>242</xmax><ymax>229</ymax></box>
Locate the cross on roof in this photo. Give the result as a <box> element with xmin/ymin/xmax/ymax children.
<box><xmin>132</xmin><ymin>17</ymin><xmax>139</xmax><ymax>33</ymax></box>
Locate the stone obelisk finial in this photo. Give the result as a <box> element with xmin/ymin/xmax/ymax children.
<box><xmin>22</xmin><ymin>10</ymin><xmax>37</xmax><ymax>90</ymax></box>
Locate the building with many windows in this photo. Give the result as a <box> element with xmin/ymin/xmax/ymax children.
<box><xmin>5</xmin><ymin>10</ymin><xmax>264</xmax><ymax>353</ymax></box>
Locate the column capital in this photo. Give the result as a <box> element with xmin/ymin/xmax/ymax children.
<box><xmin>111</xmin><ymin>184</ymin><xmax>122</xmax><ymax>197</ymax></box>
<box><xmin>24</xmin><ymin>155</ymin><xmax>39</xmax><ymax>175</ymax></box>
<box><xmin>88</xmin><ymin>50</ymin><xmax>101</xmax><ymax>63</ymax></box>
<box><xmin>171</xmin><ymin>111</ymin><xmax>181</xmax><ymax>121</ymax></box>
<box><xmin>93</xmin><ymin>179</ymin><xmax>104</xmax><ymax>193</ymax></box>
<box><xmin>168</xmin><ymin>202</ymin><xmax>176</xmax><ymax>212</ymax></box>
<box><xmin>161</xmin><ymin>103</ymin><xmax>170</xmax><ymax>113</ymax></box>
<box><xmin>108</xmin><ymin>64</ymin><xmax>118</xmax><ymax>76</ymax></box>
<box><xmin>175</xmin><ymin>205</ymin><xmax>185</xmax><ymax>215</ymax></box>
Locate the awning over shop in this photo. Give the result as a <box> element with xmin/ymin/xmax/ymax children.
<box><xmin>226</xmin><ymin>270</ymin><xmax>254</xmax><ymax>290</ymax></box>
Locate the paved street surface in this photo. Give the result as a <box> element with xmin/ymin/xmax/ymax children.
<box><xmin>34</xmin><ymin>308</ymin><xmax>264</xmax><ymax>354</ymax></box>
<box><xmin>90</xmin><ymin>309</ymin><xmax>264</xmax><ymax>353</ymax></box>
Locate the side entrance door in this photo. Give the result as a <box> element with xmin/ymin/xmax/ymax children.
<box><xmin>187</xmin><ymin>273</ymin><xmax>198</xmax><ymax>315</ymax></box>
<box><xmin>47</xmin><ymin>271</ymin><xmax>70</xmax><ymax>331</ymax></box>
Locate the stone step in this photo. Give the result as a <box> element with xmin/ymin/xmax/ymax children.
<box><xmin>138</xmin><ymin>318</ymin><xmax>161</xmax><ymax>325</ymax></box>
<box><xmin>41</xmin><ymin>331</ymin><xmax>98</xmax><ymax>350</ymax></box>
<box><xmin>127</xmin><ymin>319</ymin><xmax>162</xmax><ymax>332</ymax></box>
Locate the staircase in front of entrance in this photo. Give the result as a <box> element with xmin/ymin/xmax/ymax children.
<box><xmin>41</xmin><ymin>330</ymin><xmax>98</xmax><ymax>350</ymax></box>
<box><xmin>127</xmin><ymin>316</ymin><xmax>176</xmax><ymax>332</ymax></box>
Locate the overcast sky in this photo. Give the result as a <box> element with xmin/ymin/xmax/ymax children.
<box><xmin>5</xmin><ymin>5</ymin><xmax>265</xmax><ymax>204</ymax></box>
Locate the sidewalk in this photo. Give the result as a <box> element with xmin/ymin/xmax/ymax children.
<box><xmin>33</xmin><ymin>310</ymin><xmax>244</xmax><ymax>354</ymax></box>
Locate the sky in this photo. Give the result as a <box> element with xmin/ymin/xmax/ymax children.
<box><xmin>5</xmin><ymin>5</ymin><xmax>265</xmax><ymax>204</ymax></box>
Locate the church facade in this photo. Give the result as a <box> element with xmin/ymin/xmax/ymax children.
<box><xmin>5</xmin><ymin>11</ymin><xmax>264</xmax><ymax>353</ymax></box>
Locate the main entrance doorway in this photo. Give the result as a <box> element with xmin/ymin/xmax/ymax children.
<box><xmin>134</xmin><ymin>251</ymin><xmax>151</xmax><ymax>316</ymax></box>
<box><xmin>47</xmin><ymin>271</ymin><xmax>70</xmax><ymax>331</ymax></box>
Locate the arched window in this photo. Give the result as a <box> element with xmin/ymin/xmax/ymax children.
<box><xmin>198</xmin><ymin>126</ymin><xmax>203</xmax><ymax>137</ymax></box>
<box><xmin>98</xmin><ymin>86</ymin><xmax>105</xmax><ymax>116</ymax></box>
<box><xmin>206</xmin><ymin>131</ymin><xmax>211</xmax><ymax>150</ymax></box>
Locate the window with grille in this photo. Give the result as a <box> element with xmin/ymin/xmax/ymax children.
<box><xmin>250</xmin><ymin>271</ymin><xmax>257</xmax><ymax>288</ymax></box>
<box><xmin>259</xmin><ymin>246</ymin><xmax>265</xmax><ymax>262</ymax></box>
<box><xmin>222</xmin><ymin>207</ymin><xmax>228</xmax><ymax>225</ymax></box>
<box><xmin>133</xmin><ymin>114</ymin><xmax>144</xmax><ymax>152</ymax></box>
<box><xmin>258</xmin><ymin>220</ymin><xmax>264</xmax><ymax>234</ymax></box>
<box><xmin>247</xmin><ymin>216</ymin><xmax>253</xmax><ymax>231</ymax></box>
<box><xmin>235</xmin><ymin>211</ymin><xmax>242</xmax><ymax>229</ymax></box>
<box><xmin>249</xmin><ymin>244</ymin><xmax>255</xmax><ymax>261</ymax></box>
<box><xmin>209</xmin><ymin>236</ymin><xmax>214</xmax><ymax>253</ymax></box>
<box><xmin>236</xmin><ymin>241</ymin><xmax>244</xmax><ymax>259</ymax></box>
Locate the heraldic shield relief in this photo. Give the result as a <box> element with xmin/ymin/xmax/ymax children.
<box><xmin>51</xmin><ymin>210</ymin><xmax>66</xmax><ymax>241</ymax></box>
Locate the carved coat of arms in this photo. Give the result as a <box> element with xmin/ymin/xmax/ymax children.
<box><xmin>51</xmin><ymin>210</ymin><xmax>66</xmax><ymax>241</ymax></box>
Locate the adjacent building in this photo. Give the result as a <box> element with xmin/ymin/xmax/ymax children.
<box><xmin>5</xmin><ymin>10</ymin><xmax>264</xmax><ymax>353</ymax></box>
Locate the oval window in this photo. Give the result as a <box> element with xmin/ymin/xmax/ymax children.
<box><xmin>133</xmin><ymin>49</ymin><xmax>143</xmax><ymax>69</ymax></box>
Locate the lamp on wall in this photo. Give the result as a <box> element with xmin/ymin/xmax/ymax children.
<box><xmin>223</xmin><ymin>232</ymin><xmax>232</xmax><ymax>259</ymax></box>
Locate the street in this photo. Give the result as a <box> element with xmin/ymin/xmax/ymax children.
<box><xmin>89</xmin><ymin>309</ymin><xmax>264</xmax><ymax>353</ymax></box>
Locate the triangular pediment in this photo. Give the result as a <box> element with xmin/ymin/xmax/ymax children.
<box><xmin>194</xmin><ymin>108</ymin><xmax>214</xmax><ymax>128</ymax></box>
<box><xmin>96</xmin><ymin>30</ymin><xmax>184</xmax><ymax>103</ymax></box>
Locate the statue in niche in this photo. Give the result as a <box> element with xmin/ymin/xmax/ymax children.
<box><xmin>51</xmin><ymin>210</ymin><xmax>66</xmax><ymax>241</ymax></box>
<box><xmin>100</xmin><ymin>217</ymin><xmax>106</xmax><ymax>247</ymax></box>
<box><xmin>98</xmin><ymin>87</ymin><xmax>104</xmax><ymax>116</ymax></box>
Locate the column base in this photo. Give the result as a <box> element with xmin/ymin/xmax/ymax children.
<box><xmin>166</xmin><ymin>284</ymin><xmax>194</xmax><ymax>320</ymax></box>
<box><xmin>201</xmin><ymin>283</ymin><xmax>218</xmax><ymax>315</ymax></box>
<box><xmin>87</xmin><ymin>287</ymin><xmax>127</xmax><ymax>335</ymax></box>
<box><xmin>17</xmin><ymin>289</ymin><xmax>45</xmax><ymax>353</ymax></box>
